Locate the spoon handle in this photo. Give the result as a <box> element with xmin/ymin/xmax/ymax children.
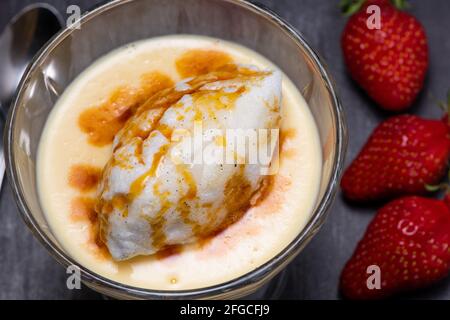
<box><xmin>0</xmin><ymin>142</ymin><xmax>4</xmax><ymax>189</ymax></box>
<box><xmin>0</xmin><ymin>103</ymin><xmax>4</xmax><ymax>189</ymax></box>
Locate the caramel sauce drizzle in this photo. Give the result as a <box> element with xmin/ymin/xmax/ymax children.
<box><xmin>191</xmin><ymin>85</ymin><xmax>246</xmax><ymax>115</ymax></box>
<box><xmin>111</xmin><ymin>194</ymin><xmax>129</xmax><ymax>218</ymax></box>
<box><xmin>175</xmin><ymin>49</ymin><xmax>234</xmax><ymax>78</ymax></box>
<box><xmin>78</xmin><ymin>72</ymin><xmax>173</xmax><ymax>146</ymax></box>
<box><xmin>220</xmin><ymin>166</ymin><xmax>253</xmax><ymax>228</ymax></box>
<box><xmin>279</xmin><ymin>127</ymin><xmax>298</xmax><ymax>160</ymax></box>
<box><xmin>148</xmin><ymin>182</ymin><xmax>172</xmax><ymax>249</ymax></box>
<box><xmin>96</xmin><ymin>64</ymin><xmax>270</xmax><ymax>254</ymax></box>
<box><xmin>68</xmin><ymin>164</ymin><xmax>102</xmax><ymax>192</ymax></box>
<box><xmin>174</xmin><ymin>164</ymin><xmax>201</xmax><ymax>235</ymax></box>
<box><xmin>129</xmin><ymin>143</ymin><xmax>169</xmax><ymax>200</ymax></box>
<box><xmin>134</xmin><ymin>139</ymin><xmax>145</xmax><ymax>165</ymax></box>
<box><xmin>79</xmin><ymin>49</ymin><xmax>275</xmax><ymax>257</ymax></box>
<box><xmin>133</xmin><ymin>64</ymin><xmax>268</xmax><ymax>121</ymax></box>
<box><xmin>70</xmin><ymin>196</ymin><xmax>110</xmax><ymax>258</ymax></box>
<box><xmin>110</xmin><ymin>63</ymin><xmax>267</xmax><ymax>181</ymax></box>
<box><xmin>70</xmin><ymin>196</ymin><xmax>97</xmax><ymax>222</ymax></box>
<box><xmin>155</xmin><ymin>245</ymin><xmax>182</xmax><ymax>260</ymax></box>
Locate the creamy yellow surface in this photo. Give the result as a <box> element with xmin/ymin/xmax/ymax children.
<box><xmin>37</xmin><ymin>35</ymin><xmax>322</xmax><ymax>290</ymax></box>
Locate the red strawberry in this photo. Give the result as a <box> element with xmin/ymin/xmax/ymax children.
<box><xmin>341</xmin><ymin>0</ymin><xmax>428</xmax><ymax>111</ymax></box>
<box><xmin>341</xmin><ymin>196</ymin><xmax>450</xmax><ymax>299</ymax></box>
<box><xmin>341</xmin><ymin>114</ymin><xmax>450</xmax><ymax>202</ymax></box>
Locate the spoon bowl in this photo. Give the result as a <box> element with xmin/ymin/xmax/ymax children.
<box><xmin>0</xmin><ymin>3</ymin><xmax>61</xmax><ymax>188</ymax></box>
<box><xmin>0</xmin><ymin>3</ymin><xmax>62</xmax><ymax>115</ymax></box>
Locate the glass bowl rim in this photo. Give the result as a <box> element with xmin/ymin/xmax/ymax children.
<box><xmin>5</xmin><ymin>0</ymin><xmax>347</xmax><ymax>299</ymax></box>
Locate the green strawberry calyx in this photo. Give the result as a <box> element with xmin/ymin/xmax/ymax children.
<box><xmin>426</xmin><ymin>90</ymin><xmax>450</xmax><ymax>193</ymax></box>
<box><xmin>437</xmin><ymin>90</ymin><xmax>450</xmax><ymax>118</ymax></box>
<box><xmin>340</xmin><ymin>0</ymin><xmax>409</xmax><ymax>16</ymax></box>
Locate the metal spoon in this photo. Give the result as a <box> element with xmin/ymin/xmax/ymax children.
<box><xmin>0</xmin><ymin>3</ymin><xmax>62</xmax><ymax>188</ymax></box>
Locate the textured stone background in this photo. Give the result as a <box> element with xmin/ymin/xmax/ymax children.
<box><xmin>0</xmin><ymin>0</ymin><xmax>449</xmax><ymax>299</ymax></box>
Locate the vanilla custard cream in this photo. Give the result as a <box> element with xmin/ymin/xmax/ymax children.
<box><xmin>37</xmin><ymin>35</ymin><xmax>322</xmax><ymax>290</ymax></box>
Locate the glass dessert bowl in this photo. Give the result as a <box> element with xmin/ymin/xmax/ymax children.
<box><xmin>5</xmin><ymin>0</ymin><xmax>346</xmax><ymax>299</ymax></box>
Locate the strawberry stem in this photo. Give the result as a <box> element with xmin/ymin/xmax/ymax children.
<box><xmin>428</xmin><ymin>91</ymin><xmax>450</xmax><ymax>126</ymax></box>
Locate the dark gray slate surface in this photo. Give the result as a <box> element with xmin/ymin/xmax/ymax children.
<box><xmin>0</xmin><ymin>0</ymin><xmax>449</xmax><ymax>300</ymax></box>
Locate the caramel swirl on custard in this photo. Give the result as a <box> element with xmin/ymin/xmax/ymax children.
<box><xmin>78</xmin><ymin>72</ymin><xmax>173</xmax><ymax>146</ymax></box>
<box><xmin>175</xmin><ymin>49</ymin><xmax>233</xmax><ymax>78</ymax></box>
